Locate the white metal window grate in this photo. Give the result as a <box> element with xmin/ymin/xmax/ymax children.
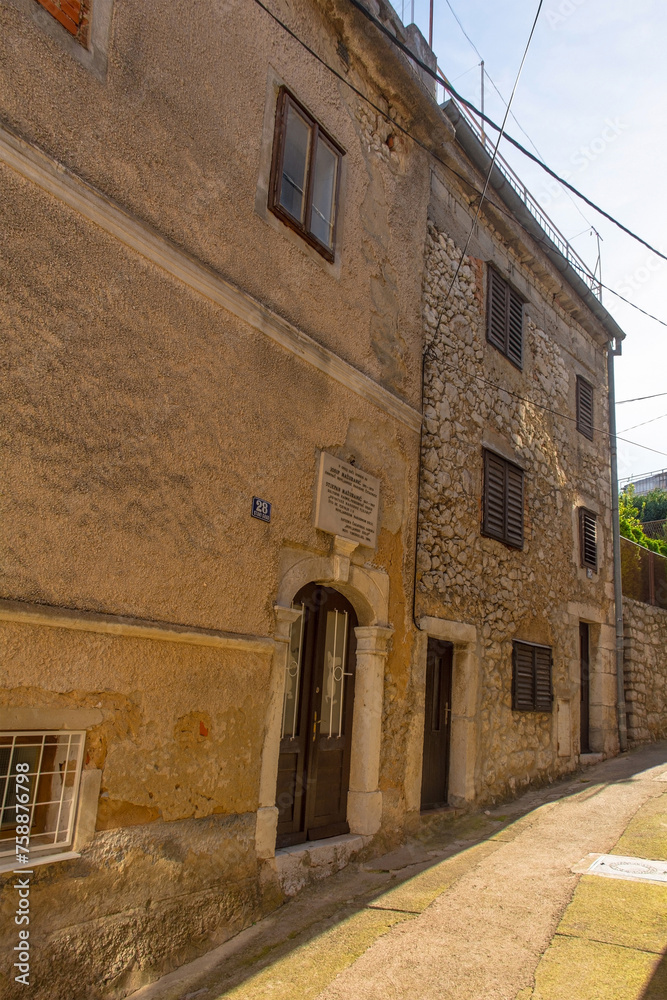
<box><xmin>0</xmin><ymin>731</ymin><xmax>85</xmax><ymax>860</ymax></box>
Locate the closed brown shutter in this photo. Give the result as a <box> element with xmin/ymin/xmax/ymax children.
<box><xmin>579</xmin><ymin>508</ymin><xmax>597</xmax><ymax>569</ymax></box>
<box><xmin>576</xmin><ymin>376</ymin><xmax>594</xmax><ymax>439</ymax></box>
<box><xmin>482</xmin><ymin>450</ymin><xmax>524</xmax><ymax>550</ymax></box>
<box><xmin>507</xmin><ymin>288</ymin><xmax>523</xmax><ymax>367</ymax></box>
<box><xmin>483</xmin><ymin>451</ymin><xmax>506</xmax><ymax>540</ymax></box>
<box><xmin>534</xmin><ymin>647</ymin><xmax>553</xmax><ymax>711</ymax></box>
<box><xmin>505</xmin><ymin>462</ymin><xmax>525</xmax><ymax>549</ymax></box>
<box><xmin>513</xmin><ymin>641</ymin><xmax>553</xmax><ymax>712</ymax></box>
<box><xmin>487</xmin><ymin>268</ymin><xmax>523</xmax><ymax>369</ymax></box>
<box><xmin>513</xmin><ymin>643</ymin><xmax>535</xmax><ymax>711</ymax></box>
<box><xmin>487</xmin><ymin>268</ymin><xmax>508</xmax><ymax>353</ymax></box>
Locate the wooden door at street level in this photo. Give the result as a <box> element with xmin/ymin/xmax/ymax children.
<box><xmin>275</xmin><ymin>583</ymin><xmax>357</xmax><ymax>848</ymax></box>
<box><xmin>580</xmin><ymin>622</ymin><xmax>591</xmax><ymax>753</ymax></box>
<box><xmin>421</xmin><ymin>638</ymin><xmax>453</xmax><ymax>810</ymax></box>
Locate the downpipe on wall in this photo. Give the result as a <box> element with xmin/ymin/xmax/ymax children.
<box><xmin>607</xmin><ymin>337</ymin><xmax>628</xmax><ymax>752</ymax></box>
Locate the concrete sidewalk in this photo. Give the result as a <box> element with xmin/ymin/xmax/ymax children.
<box><xmin>130</xmin><ymin>743</ymin><xmax>667</xmax><ymax>1000</ymax></box>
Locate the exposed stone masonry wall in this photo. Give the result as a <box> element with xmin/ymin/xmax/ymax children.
<box><xmin>623</xmin><ymin>597</ymin><xmax>667</xmax><ymax>743</ymax></box>
<box><xmin>418</xmin><ymin>221</ymin><xmax>615</xmax><ymax>803</ymax></box>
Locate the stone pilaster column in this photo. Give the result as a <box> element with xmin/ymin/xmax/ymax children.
<box><xmin>347</xmin><ymin>625</ymin><xmax>393</xmax><ymax>836</ymax></box>
<box><xmin>255</xmin><ymin>605</ymin><xmax>301</xmax><ymax>860</ymax></box>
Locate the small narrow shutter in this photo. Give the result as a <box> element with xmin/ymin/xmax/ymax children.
<box><xmin>487</xmin><ymin>269</ymin><xmax>508</xmax><ymax>353</ymax></box>
<box><xmin>513</xmin><ymin>643</ymin><xmax>535</xmax><ymax>711</ymax></box>
<box><xmin>483</xmin><ymin>451</ymin><xmax>506</xmax><ymax>541</ymax></box>
<box><xmin>576</xmin><ymin>377</ymin><xmax>594</xmax><ymax>440</ymax></box>
<box><xmin>505</xmin><ymin>462</ymin><xmax>525</xmax><ymax>549</ymax></box>
<box><xmin>580</xmin><ymin>509</ymin><xmax>597</xmax><ymax>569</ymax></box>
<box><xmin>534</xmin><ymin>647</ymin><xmax>553</xmax><ymax>711</ymax></box>
<box><xmin>507</xmin><ymin>288</ymin><xmax>523</xmax><ymax>368</ymax></box>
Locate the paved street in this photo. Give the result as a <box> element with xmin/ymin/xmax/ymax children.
<box><xmin>131</xmin><ymin>744</ymin><xmax>667</xmax><ymax>1000</ymax></box>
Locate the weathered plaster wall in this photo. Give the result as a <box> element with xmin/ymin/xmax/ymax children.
<box><xmin>623</xmin><ymin>597</ymin><xmax>667</xmax><ymax>744</ymax></box>
<box><xmin>415</xmin><ymin>210</ymin><xmax>617</xmax><ymax>806</ymax></box>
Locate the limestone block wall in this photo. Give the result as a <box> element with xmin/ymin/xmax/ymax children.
<box><xmin>415</xmin><ymin>217</ymin><xmax>617</xmax><ymax>807</ymax></box>
<box><xmin>623</xmin><ymin>597</ymin><xmax>667</xmax><ymax>744</ymax></box>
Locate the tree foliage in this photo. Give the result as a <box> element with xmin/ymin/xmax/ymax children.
<box><xmin>620</xmin><ymin>486</ymin><xmax>667</xmax><ymax>556</ymax></box>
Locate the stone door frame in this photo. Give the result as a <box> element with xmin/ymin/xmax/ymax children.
<box><xmin>255</xmin><ymin>537</ymin><xmax>392</xmax><ymax>858</ymax></box>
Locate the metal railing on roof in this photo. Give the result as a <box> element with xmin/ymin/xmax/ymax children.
<box><xmin>442</xmin><ymin>81</ymin><xmax>601</xmax><ymax>299</ymax></box>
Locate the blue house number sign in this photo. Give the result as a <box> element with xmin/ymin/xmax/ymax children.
<box><xmin>251</xmin><ymin>497</ymin><xmax>271</xmax><ymax>523</ymax></box>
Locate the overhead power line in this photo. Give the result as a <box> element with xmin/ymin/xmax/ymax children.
<box><xmin>618</xmin><ymin>413</ymin><xmax>667</xmax><ymax>434</ymax></box>
<box><xmin>617</xmin><ymin>392</ymin><xmax>667</xmax><ymax>404</ymax></box>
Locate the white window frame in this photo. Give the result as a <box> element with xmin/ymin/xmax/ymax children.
<box><xmin>0</xmin><ymin>730</ymin><xmax>86</xmax><ymax>865</ymax></box>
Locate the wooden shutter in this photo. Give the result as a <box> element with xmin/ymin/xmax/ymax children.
<box><xmin>534</xmin><ymin>646</ymin><xmax>553</xmax><ymax>711</ymax></box>
<box><xmin>513</xmin><ymin>642</ymin><xmax>553</xmax><ymax>712</ymax></box>
<box><xmin>579</xmin><ymin>509</ymin><xmax>597</xmax><ymax>569</ymax></box>
<box><xmin>483</xmin><ymin>451</ymin><xmax>507</xmax><ymax>542</ymax></box>
<box><xmin>487</xmin><ymin>268</ymin><xmax>523</xmax><ymax>368</ymax></box>
<box><xmin>576</xmin><ymin>376</ymin><xmax>594</xmax><ymax>440</ymax></box>
<box><xmin>505</xmin><ymin>461</ymin><xmax>525</xmax><ymax>549</ymax></box>
<box><xmin>507</xmin><ymin>287</ymin><xmax>523</xmax><ymax>367</ymax></box>
<box><xmin>513</xmin><ymin>643</ymin><xmax>535</xmax><ymax>711</ymax></box>
<box><xmin>487</xmin><ymin>268</ymin><xmax>507</xmax><ymax>353</ymax></box>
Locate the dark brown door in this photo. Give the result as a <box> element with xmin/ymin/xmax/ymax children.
<box><xmin>580</xmin><ymin>622</ymin><xmax>590</xmax><ymax>753</ymax></box>
<box><xmin>276</xmin><ymin>584</ymin><xmax>357</xmax><ymax>848</ymax></box>
<box><xmin>421</xmin><ymin>638</ymin><xmax>453</xmax><ymax>810</ymax></box>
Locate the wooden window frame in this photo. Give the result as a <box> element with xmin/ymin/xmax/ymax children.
<box><xmin>481</xmin><ymin>449</ymin><xmax>525</xmax><ymax>550</ymax></box>
<box><xmin>268</xmin><ymin>88</ymin><xmax>344</xmax><ymax>263</ymax></box>
<box><xmin>512</xmin><ymin>641</ymin><xmax>553</xmax><ymax>713</ymax></box>
<box><xmin>579</xmin><ymin>507</ymin><xmax>598</xmax><ymax>571</ymax></box>
<box><xmin>486</xmin><ymin>266</ymin><xmax>524</xmax><ymax>369</ymax></box>
<box><xmin>576</xmin><ymin>375</ymin><xmax>594</xmax><ymax>440</ymax></box>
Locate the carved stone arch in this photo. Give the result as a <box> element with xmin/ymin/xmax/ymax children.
<box><xmin>254</xmin><ymin>538</ymin><xmax>393</xmax><ymax>860</ymax></box>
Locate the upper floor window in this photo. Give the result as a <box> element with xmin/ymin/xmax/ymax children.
<box><xmin>487</xmin><ymin>267</ymin><xmax>524</xmax><ymax>369</ymax></box>
<box><xmin>576</xmin><ymin>375</ymin><xmax>594</xmax><ymax>439</ymax></box>
<box><xmin>482</xmin><ymin>449</ymin><xmax>525</xmax><ymax>550</ymax></box>
<box><xmin>269</xmin><ymin>88</ymin><xmax>344</xmax><ymax>262</ymax></box>
<box><xmin>35</xmin><ymin>0</ymin><xmax>90</xmax><ymax>45</ymax></box>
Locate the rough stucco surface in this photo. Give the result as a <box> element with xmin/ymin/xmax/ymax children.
<box><xmin>416</xmin><ymin>219</ymin><xmax>617</xmax><ymax>802</ymax></box>
<box><xmin>0</xmin><ymin>0</ymin><xmax>431</xmax><ymax>993</ymax></box>
<box><xmin>623</xmin><ymin>597</ymin><xmax>667</xmax><ymax>744</ymax></box>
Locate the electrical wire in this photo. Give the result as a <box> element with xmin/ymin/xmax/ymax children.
<box><xmin>618</xmin><ymin>413</ymin><xmax>667</xmax><ymax>434</ymax></box>
<box><xmin>441</xmin><ymin>0</ymin><xmax>594</xmax><ymax>233</ymax></box>
<box><xmin>346</xmin><ymin>0</ymin><xmax>667</xmax><ymax>269</ymax></box>
<box><xmin>617</xmin><ymin>392</ymin><xmax>667</xmax><ymax>404</ymax></box>
<box><xmin>442</xmin><ymin>0</ymin><xmax>545</xmax><ymax>302</ymax></box>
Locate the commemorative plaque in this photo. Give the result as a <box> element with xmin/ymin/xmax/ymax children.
<box><xmin>314</xmin><ymin>452</ymin><xmax>380</xmax><ymax>548</ymax></box>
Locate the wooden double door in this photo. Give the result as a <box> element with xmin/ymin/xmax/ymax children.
<box><xmin>276</xmin><ymin>584</ymin><xmax>358</xmax><ymax>848</ymax></box>
<box><xmin>421</xmin><ymin>638</ymin><xmax>453</xmax><ymax>810</ymax></box>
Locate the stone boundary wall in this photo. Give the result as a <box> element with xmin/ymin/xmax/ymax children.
<box><xmin>623</xmin><ymin>596</ymin><xmax>667</xmax><ymax>744</ymax></box>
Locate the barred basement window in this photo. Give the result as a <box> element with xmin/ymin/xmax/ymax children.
<box><xmin>0</xmin><ymin>731</ymin><xmax>85</xmax><ymax>861</ymax></box>
<box><xmin>269</xmin><ymin>88</ymin><xmax>344</xmax><ymax>262</ymax></box>
<box><xmin>579</xmin><ymin>508</ymin><xmax>598</xmax><ymax>571</ymax></box>
<box><xmin>482</xmin><ymin>449</ymin><xmax>525</xmax><ymax>549</ymax></box>
<box><xmin>576</xmin><ymin>376</ymin><xmax>594</xmax><ymax>440</ymax></box>
<box><xmin>487</xmin><ymin>267</ymin><xmax>524</xmax><ymax>368</ymax></box>
<box><xmin>512</xmin><ymin>642</ymin><xmax>553</xmax><ymax>712</ymax></box>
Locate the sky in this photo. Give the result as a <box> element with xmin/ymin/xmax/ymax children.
<box><xmin>389</xmin><ymin>0</ymin><xmax>666</xmax><ymax>483</ymax></box>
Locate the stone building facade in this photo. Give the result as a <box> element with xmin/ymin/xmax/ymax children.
<box><xmin>0</xmin><ymin>0</ymin><xmax>628</xmax><ymax>996</ymax></box>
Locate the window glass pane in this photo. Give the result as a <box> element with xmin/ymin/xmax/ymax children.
<box><xmin>279</xmin><ymin>104</ymin><xmax>311</xmax><ymax>223</ymax></box>
<box><xmin>281</xmin><ymin>605</ymin><xmax>305</xmax><ymax>739</ymax></box>
<box><xmin>310</xmin><ymin>138</ymin><xmax>338</xmax><ymax>247</ymax></box>
<box><xmin>320</xmin><ymin>610</ymin><xmax>349</xmax><ymax>736</ymax></box>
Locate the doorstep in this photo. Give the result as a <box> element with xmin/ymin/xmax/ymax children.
<box><xmin>275</xmin><ymin>833</ymin><xmax>369</xmax><ymax>897</ymax></box>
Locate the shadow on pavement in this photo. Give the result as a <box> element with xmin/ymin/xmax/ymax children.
<box><xmin>640</xmin><ymin>947</ymin><xmax>667</xmax><ymax>1000</ymax></box>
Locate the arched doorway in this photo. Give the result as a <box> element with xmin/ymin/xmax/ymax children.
<box><xmin>275</xmin><ymin>583</ymin><xmax>358</xmax><ymax>847</ymax></box>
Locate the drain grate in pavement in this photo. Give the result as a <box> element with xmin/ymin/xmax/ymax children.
<box><xmin>580</xmin><ymin>854</ymin><xmax>667</xmax><ymax>885</ymax></box>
